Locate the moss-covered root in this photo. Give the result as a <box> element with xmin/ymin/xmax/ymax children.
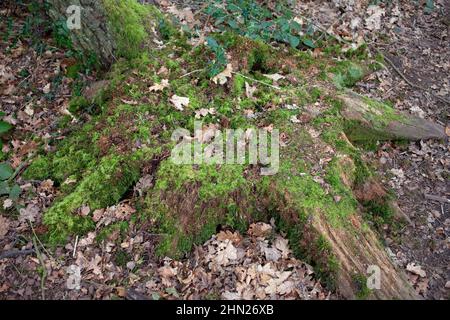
<box><xmin>311</xmin><ymin>211</ymin><xmax>418</xmax><ymax>299</ymax></box>
<box><xmin>261</xmin><ymin>157</ymin><xmax>418</xmax><ymax>299</ymax></box>
<box><xmin>340</xmin><ymin>91</ymin><xmax>446</xmax><ymax>142</ymax></box>
<box><xmin>44</xmin><ymin>154</ymin><xmax>141</xmax><ymax>244</ymax></box>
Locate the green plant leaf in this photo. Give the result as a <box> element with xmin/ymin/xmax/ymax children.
<box><xmin>227</xmin><ymin>19</ymin><xmax>239</xmax><ymax>29</ymax></box>
<box><xmin>0</xmin><ymin>120</ymin><xmax>12</xmax><ymax>134</ymax></box>
<box><xmin>288</xmin><ymin>35</ymin><xmax>300</xmax><ymax>48</ymax></box>
<box><xmin>0</xmin><ymin>181</ymin><xmax>9</xmax><ymax>196</ymax></box>
<box><xmin>302</xmin><ymin>38</ymin><xmax>316</xmax><ymax>48</ymax></box>
<box><xmin>9</xmin><ymin>184</ymin><xmax>21</xmax><ymax>200</ymax></box>
<box><xmin>0</xmin><ymin>162</ymin><xmax>13</xmax><ymax>180</ymax></box>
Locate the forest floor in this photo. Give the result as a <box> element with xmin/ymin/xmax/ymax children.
<box><xmin>0</xmin><ymin>0</ymin><xmax>448</xmax><ymax>300</ymax></box>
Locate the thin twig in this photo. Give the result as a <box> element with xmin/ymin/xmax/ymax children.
<box><xmin>424</xmin><ymin>194</ymin><xmax>450</xmax><ymax>204</ymax></box>
<box><xmin>29</xmin><ymin>220</ymin><xmax>53</xmax><ymax>260</ymax></box>
<box><xmin>0</xmin><ymin>249</ymin><xmax>34</xmax><ymax>260</ymax></box>
<box><xmin>72</xmin><ymin>235</ymin><xmax>79</xmax><ymax>258</ymax></box>
<box><xmin>179</xmin><ymin>68</ymin><xmax>204</xmax><ymax>78</ymax></box>
<box><xmin>231</xmin><ymin>72</ymin><xmax>282</xmax><ymax>90</ymax></box>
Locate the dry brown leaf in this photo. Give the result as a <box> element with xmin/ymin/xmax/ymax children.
<box><xmin>170</xmin><ymin>95</ymin><xmax>189</xmax><ymax>111</ymax></box>
<box><xmin>216</xmin><ymin>230</ymin><xmax>243</xmax><ymax>245</ymax></box>
<box><xmin>263</xmin><ymin>73</ymin><xmax>285</xmax><ymax>82</ymax></box>
<box><xmin>121</xmin><ymin>98</ymin><xmax>138</xmax><ymax>105</ymax></box>
<box><xmin>274</xmin><ymin>237</ymin><xmax>290</xmax><ymax>258</ymax></box>
<box><xmin>19</xmin><ymin>204</ymin><xmax>40</xmax><ymax>223</ymax></box>
<box><xmin>406</xmin><ymin>263</ymin><xmax>426</xmax><ymax>278</ymax></box>
<box><xmin>245</xmin><ymin>81</ymin><xmax>257</xmax><ymax>99</ymax></box>
<box><xmin>194</xmin><ymin>108</ymin><xmax>216</xmax><ymax>119</ymax></box>
<box><xmin>212</xmin><ymin>64</ymin><xmax>233</xmax><ymax>85</ymax></box>
<box><xmin>0</xmin><ymin>215</ymin><xmax>10</xmax><ymax>239</ymax></box>
<box><xmin>248</xmin><ymin>222</ymin><xmax>272</xmax><ymax>238</ymax></box>
<box><xmin>149</xmin><ymin>79</ymin><xmax>169</xmax><ymax>92</ymax></box>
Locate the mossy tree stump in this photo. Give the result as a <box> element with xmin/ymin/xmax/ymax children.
<box><xmin>35</xmin><ymin>0</ymin><xmax>446</xmax><ymax>299</ymax></box>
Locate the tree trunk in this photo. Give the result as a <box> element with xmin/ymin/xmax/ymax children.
<box><xmin>47</xmin><ymin>0</ymin><xmax>116</xmax><ymax>66</ymax></box>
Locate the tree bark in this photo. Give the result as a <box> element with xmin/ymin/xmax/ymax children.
<box><xmin>46</xmin><ymin>0</ymin><xmax>116</xmax><ymax>66</ymax></box>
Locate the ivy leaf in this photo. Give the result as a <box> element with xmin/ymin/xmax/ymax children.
<box><xmin>9</xmin><ymin>184</ymin><xmax>21</xmax><ymax>200</ymax></box>
<box><xmin>0</xmin><ymin>181</ymin><xmax>9</xmax><ymax>196</ymax></box>
<box><xmin>0</xmin><ymin>162</ymin><xmax>13</xmax><ymax>180</ymax></box>
<box><xmin>206</xmin><ymin>36</ymin><xmax>219</xmax><ymax>49</ymax></box>
<box><xmin>288</xmin><ymin>35</ymin><xmax>300</xmax><ymax>48</ymax></box>
<box><xmin>227</xmin><ymin>19</ymin><xmax>239</xmax><ymax>29</ymax></box>
<box><xmin>0</xmin><ymin>120</ymin><xmax>12</xmax><ymax>135</ymax></box>
<box><xmin>424</xmin><ymin>0</ymin><xmax>434</xmax><ymax>13</ymax></box>
<box><xmin>302</xmin><ymin>38</ymin><xmax>316</xmax><ymax>48</ymax></box>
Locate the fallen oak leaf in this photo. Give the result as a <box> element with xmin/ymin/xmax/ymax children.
<box><xmin>212</xmin><ymin>64</ymin><xmax>233</xmax><ymax>85</ymax></box>
<box><xmin>245</xmin><ymin>82</ymin><xmax>257</xmax><ymax>99</ymax></box>
<box><xmin>406</xmin><ymin>263</ymin><xmax>426</xmax><ymax>278</ymax></box>
<box><xmin>195</xmin><ymin>108</ymin><xmax>216</xmax><ymax>119</ymax></box>
<box><xmin>149</xmin><ymin>79</ymin><xmax>169</xmax><ymax>92</ymax></box>
<box><xmin>0</xmin><ymin>215</ymin><xmax>10</xmax><ymax>239</ymax></box>
<box><xmin>170</xmin><ymin>95</ymin><xmax>189</xmax><ymax>111</ymax></box>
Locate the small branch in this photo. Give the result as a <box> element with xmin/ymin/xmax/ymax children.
<box><xmin>0</xmin><ymin>249</ymin><xmax>34</xmax><ymax>260</ymax></box>
<box><xmin>424</xmin><ymin>194</ymin><xmax>450</xmax><ymax>204</ymax></box>
<box><xmin>231</xmin><ymin>72</ymin><xmax>282</xmax><ymax>90</ymax></box>
<box><xmin>179</xmin><ymin>68</ymin><xmax>204</xmax><ymax>78</ymax></box>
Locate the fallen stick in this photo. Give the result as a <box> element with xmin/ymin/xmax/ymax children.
<box><xmin>0</xmin><ymin>248</ymin><xmax>34</xmax><ymax>260</ymax></box>
<box><xmin>424</xmin><ymin>194</ymin><xmax>450</xmax><ymax>204</ymax></box>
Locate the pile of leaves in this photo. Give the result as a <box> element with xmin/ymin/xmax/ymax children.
<box><xmin>138</xmin><ymin>222</ymin><xmax>331</xmax><ymax>300</ymax></box>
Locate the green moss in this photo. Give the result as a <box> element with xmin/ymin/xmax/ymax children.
<box><xmin>362</xmin><ymin>198</ymin><xmax>395</xmax><ymax>228</ymax></box>
<box><xmin>68</xmin><ymin>96</ymin><xmax>89</xmax><ymax>114</ymax></box>
<box><xmin>247</xmin><ymin>40</ymin><xmax>272</xmax><ymax>73</ymax></box>
<box><xmin>233</xmin><ymin>74</ymin><xmax>246</xmax><ymax>96</ymax></box>
<box><xmin>23</xmin><ymin>156</ymin><xmax>51</xmax><ymax>180</ymax></box>
<box><xmin>331</xmin><ymin>61</ymin><xmax>364</xmax><ymax>88</ymax></box>
<box><xmin>97</xmin><ymin>220</ymin><xmax>129</xmax><ymax>243</ymax></box>
<box><xmin>103</xmin><ymin>0</ymin><xmax>161</xmax><ymax>60</ymax></box>
<box><xmin>146</xmin><ymin>161</ymin><xmax>255</xmax><ymax>258</ymax></box>
<box><xmin>362</xmin><ymin>97</ymin><xmax>406</xmax><ymax>127</ymax></box>
<box><xmin>114</xmin><ymin>248</ymin><xmax>131</xmax><ymax>267</ymax></box>
<box><xmin>44</xmin><ymin>154</ymin><xmax>141</xmax><ymax>244</ymax></box>
<box><xmin>353</xmin><ymin>274</ymin><xmax>372</xmax><ymax>299</ymax></box>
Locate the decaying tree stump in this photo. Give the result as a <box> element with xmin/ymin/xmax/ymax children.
<box><xmin>38</xmin><ymin>0</ymin><xmax>442</xmax><ymax>300</ymax></box>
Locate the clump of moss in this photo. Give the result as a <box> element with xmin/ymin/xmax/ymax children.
<box><xmin>103</xmin><ymin>0</ymin><xmax>162</xmax><ymax>59</ymax></box>
<box><xmin>146</xmin><ymin>161</ymin><xmax>255</xmax><ymax>258</ymax></box>
<box><xmin>362</xmin><ymin>198</ymin><xmax>395</xmax><ymax>228</ymax></box>
<box><xmin>45</xmin><ymin>155</ymin><xmax>140</xmax><ymax>244</ymax></box>
<box><xmin>331</xmin><ymin>61</ymin><xmax>364</xmax><ymax>88</ymax></box>
<box><xmin>353</xmin><ymin>273</ymin><xmax>372</xmax><ymax>299</ymax></box>
<box><xmin>247</xmin><ymin>40</ymin><xmax>273</xmax><ymax>73</ymax></box>
<box><xmin>23</xmin><ymin>156</ymin><xmax>51</xmax><ymax>181</ymax></box>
